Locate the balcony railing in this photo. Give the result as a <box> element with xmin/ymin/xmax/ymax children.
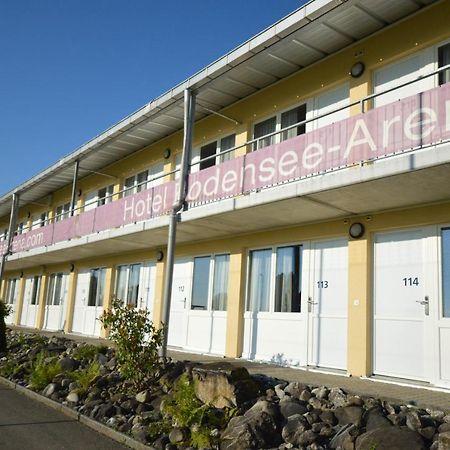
<box><xmin>2</xmin><ymin>64</ymin><xmax>450</xmax><ymax>256</ymax></box>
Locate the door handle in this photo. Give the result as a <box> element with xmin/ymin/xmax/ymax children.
<box><xmin>416</xmin><ymin>296</ymin><xmax>429</xmax><ymax>316</ymax></box>
<box><xmin>183</xmin><ymin>297</ymin><xmax>186</xmax><ymax>308</ymax></box>
<box><xmin>307</xmin><ymin>296</ymin><xmax>317</xmax><ymax>312</ymax></box>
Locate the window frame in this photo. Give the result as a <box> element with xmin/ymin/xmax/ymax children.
<box><xmin>192</xmin><ymin>133</ymin><xmax>237</xmax><ymax>172</ymax></box>
<box><xmin>115</xmin><ymin>263</ymin><xmax>142</xmax><ymax>307</ymax></box>
<box><xmin>189</xmin><ymin>253</ymin><xmax>230</xmax><ymax>312</ymax></box>
<box><xmin>246</xmin><ymin>242</ymin><xmax>304</xmax><ymax>314</ymax></box>
<box><xmin>55</xmin><ymin>202</ymin><xmax>71</xmax><ymax>222</ymax></box>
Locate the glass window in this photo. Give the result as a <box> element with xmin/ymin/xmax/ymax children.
<box><xmin>31</xmin><ymin>276</ymin><xmax>41</xmax><ymax>305</ymax></box>
<box><xmin>442</xmin><ymin>228</ymin><xmax>450</xmax><ymax>317</ymax></box>
<box><xmin>438</xmin><ymin>43</ymin><xmax>450</xmax><ymax>86</ymax></box>
<box><xmin>281</xmin><ymin>105</ymin><xmax>306</xmax><ymax>141</ymax></box>
<box><xmin>116</xmin><ymin>265</ymin><xmax>128</xmax><ymax>301</ymax></box>
<box><xmin>6</xmin><ymin>279</ymin><xmax>17</xmax><ymax>304</ymax></box>
<box><xmin>46</xmin><ymin>275</ymin><xmax>55</xmax><ymax>305</ymax></box>
<box><xmin>212</xmin><ymin>254</ymin><xmax>229</xmax><ymax>311</ymax></box>
<box><xmin>137</xmin><ymin>170</ymin><xmax>149</xmax><ymax>192</ymax></box>
<box><xmin>98</xmin><ymin>185</ymin><xmax>114</xmax><ymax>206</ymax></box>
<box><xmin>191</xmin><ymin>256</ymin><xmax>211</xmax><ymax>309</ymax></box>
<box><xmin>253</xmin><ymin>117</ymin><xmax>276</xmax><ymax>151</ymax></box>
<box><xmin>128</xmin><ymin>264</ymin><xmax>141</xmax><ymax>307</ymax></box>
<box><xmin>220</xmin><ymin>135</ymin><xmax>236</xmax><ymax>163</ymax></box>
<box><xmin>200</xmin><ymin>142</ymin><xmax>217</xmax><ymax>171</ymax></box>
<box><xmin>275</xmin><ymin>245</ymin><xmax>302</xmax><ymax>312</ymax></box>
<box><xmin>55</xmin><ymin>203</ymin><xmax>70</xmax><ymax>222</ymax></box>
<box><xmin>88</xmin><ymin>268</ymin><xmax>106</xmax><ymax>307</ymax></box>
<box><xmin>124</xmin><ymin>176</ymin><xmax>135</xmax><ymax>197</ymax></box>
<box><xmin>248</xmin><ymin>249</ymin><xmax>272</xmax><ymax>312</ymax></box>
<box><xmin>53</xmin><ymin>274</ymin><xmax>63</xmax><ymax>306</ymax></box>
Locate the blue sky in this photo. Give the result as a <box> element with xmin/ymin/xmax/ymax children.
<box><xmin>0</xmin><ymin>0</ymin><xmax>305</xmax><ymax>196</ymax></box>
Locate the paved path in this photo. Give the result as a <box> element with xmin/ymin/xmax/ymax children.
<box><xmin>12</xmin><ymin>326</ymin><xmax>450</xmax><ymax>412</ymax></box>
<box><xmin>0</xmin><ymin>380</ymin><xmax>128</xmax><ymax>450</ymax></box>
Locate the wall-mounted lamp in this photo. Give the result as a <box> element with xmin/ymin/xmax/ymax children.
<box><xmin>163</xmin><ymin>148</ymin><xmax>171</xmax><ymax>159</ymax></box>
<box><xmin>156</xmin><ymin>250</ymin><xmax>164</xmax><ymax>262</ymax></box>
<box><xmin>350</xmin><ymin>61</ymin><xmax>365</xmax><ymax>78</ymax></box>
<box><xmin>349</xmin><ymin>222</ymin><xmax>365</xmax><ymax>239</ymax></box>
<box><xmin>70</xmin><ymin>263</ymin><xmax>75</xmax><ymax>273</ymax></box>
<box><xmin>78</xmin><ymin>189</ymin><xmax>82</xmax><ymax>197</ymax></box>
<box><xmin>20</xmin><ymin>271</ymin><xmax>24</xmax><ymax>279</ymax></box>
<box><xmin>27</xmin><ymin>211</ymin><xmax>31</xmax><ymax>219</ymax></box>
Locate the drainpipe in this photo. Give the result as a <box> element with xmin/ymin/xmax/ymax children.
<box><xmin>0</xmin><ymin>192</ymin><xmax>20</xmax><ymax>293</ymax></box>
<box><xmin>70</xmin><ymin>160</ymin><xmax>80</xmax><ymax>217</ymax></box>
<box><xmin>160</xmin><ymin>89</ymin><xmax>196</xmax><ymax>359</ymax></box>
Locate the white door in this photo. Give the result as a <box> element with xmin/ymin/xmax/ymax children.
<box><xmin>138</xmin><ymin>262</ymin><xmax>156</xmax><ymax>320</ymax></box>
<box><xmin>44</xmin><ymin>273</ymin><xmax>69</xmax><ymax>331</ymax></box>
<box><xmin>72</xmin><ymin>270</ymin><xmax>91</xmax><ymax>334</ymax></box>
<box><xmin>308</xmin><ymin>239</ymin><xmax>348</xmax><ymax>370</ymax></box>
<box><xmin>373</xmin><ymin>230</ymin><xmax>431</xmax><ymax>381</ymax></box>
<box><xmin>20</xmin><ymin>277</ymin><xmax>39</xmax><ymax>328</ymax></box>
<box><xmin>168</xmin><ymin>259</ymin><xmax>192</xmax><ymax>348</ymax></box>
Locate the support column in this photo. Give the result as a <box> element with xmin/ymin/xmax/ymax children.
<box><xmin>152</xmin><ymin>259</ymin><xmax>166</xmax><ymax>328</ymax></box>
<box><xmin>225</xmin><ymin>248</ymin><xmax>247</xmax><ymax>358</ymax></box>
<box><xmin>347</xmin><ymin>234</ymin><xmax>372</xmax><ymax>376</ymax></box>
<box><xmin>0</xmin><ymin>279</ymin><xmax>7</xmax><ymax>300</ymax></box>
<box><xmin>70</xmin><ymin>160</ymin><xmax>80</xmax><ymax>217</ymax></box>
<box><xmin>64</xmin><ymin>270</ymin><xmax>78</xmax><ymax>333</ymax></box>
<box><xmin>100</xmin><ymin>266</ymin><xmax>115</xmax><ymax>338</ymax></box>
<box><xmin>36</xmin><ymin>272</ymin><xmax>49</xmax><ymax>329</ymax></box>
<box><xmin>14</xmin><ymin>276</ymin><xmax>26</xmax><ymax>326</ymax></box>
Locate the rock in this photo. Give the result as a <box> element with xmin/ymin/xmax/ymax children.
<box><xmin>120</xmin><ymin>398</ymin><xmax>139</xmax><ymax>412</ymax></box>
<box><xmin>61</xmin><ymin>378</ymin><xmax>72</xmax><ymax>388</ymax></box>
<box><xmin>319</xmin><ymin>410</ymin><xmax>337</xmax><ymax>426</ymax></box>
<box><xmin>347</xmin><ymin>395</ymin><xmax>364</xmax><ymax>407</ymax></box>
<box><xmin>131</xmin><ymin>424</ymin><xmax>147</xmax><ymax>443</ymax></box>
<box><xmin>94</xmin><ymin>402</ymin><xmax>116</xmax><ymax>420</ymax></box>
<box><xmin>281</xmin><ymin>414</ymin><xmax>310</xmax><ymax>446</ymax></box>
<box><xmin>192</xmin><ymin>363</ymin><xmax>259</xmax><ymax>409</ymax></box>
<box><xmin>439</xmin><ymin>423</ymin><xmax>450</xmax><ymax>433</ymax></box>
<box><xmin>42</xmin><ymin>383</ymin><xmax>58</xmax><ymax>397</ymax></box>
<box><xmin>105</xmin><ymin>357</ymin><xmax>116</xmax><ymax>369</ymax></box>
<box><xmin>284</xmin><ymin>382</ymin><xmax>307</xmax><ymax>399</ymax></box>
<box><xmin>220</xmin><ymin>400</ymin><xmax>281</xmax><ymax>450</ymax></box>
<box><xmin>364</xmin><ymin>406</ymin><xmax>392</xmax><ymax>430</ymax></box>
<box><xmin>388</xmin><ymin>412</ymin><xmax>407</xmax><ymax>426</ymax></box>
<box><xmin>418</xmin><ymin>426</ymin><xmax>436</xmax><ymax>441</ymax></box>
<box><xmin>309</xmin><ymin>397</ymin><xmax>328</xmax><ymax>410</ymax></box>
<box><xmin>279</xmin><ymin>398</ymin><xmax>308</xmax><ymax>419</ymax></box>
<box><xmin>335</xmin><ymin>406</ymin><xmax>364</xmax><ymax>425</ymax></box>
<box><xmin>312</xmin><ymin>386</ymin><xmax>329</xmax><ymax>400</ymax></box>
<box><xmin>427</xmin><ymin>409</ymin><xmax>445</xmax><ymax>421</ymax></box>
<box><xmin>355</xmin><ymin>427</ymin><xmax>426</xmax><ymax>450</ymax></box>
<box><xmin>444</xmin><ymin>415</ymin><xmax>450</xmax><ymax>423</ymax></box>
<box><xmin>328</xmin><ymin>387</ymin><xmax>347</xmax><ymax>408</ymax></box>
<box><xmin>95</xmin><ymin>352</ymin><xmax>108</xmax><ymax>365</ymax></box>
<box><xmin>68</xmin><ymin>381</ymin><xmax>78</xmax><ymax>391</ymax></box>
<box><xmin>59</xmin><ymin>357</ymin><xmax>78</xmax><ymax>372</ymax></box>
<box><xmin>66</xmin><ymin>392</ymin><xmax>79</xmax><ymax>403</ymax></box>
<box><xmin>330</xmin><ymin>423</ymin><xmax>360</xmax><ymax>450</ymax></box>
<box><xmin>136</xmin><ymin>390</ymin><xmax>152</xmax><ymax>403</ymax></box>
<box><xmin>274</xmin><ymin>384</ymin><xmax>286</xmax><ymax>399</ymax></box>
<box><xmin>297</xmin><ymin>430</ymin><xmax>318</xmax><ymax>446</ymax></box>
<box><xmin>438</xmin><ymin>431</ymin><xmax>450</xmax><ymax>450</ymax></box>
<box><xmin>169</xmin><ymin>427</ymin><xmax>188</xmax><ymax>444</ymax></box>
<box><xmin>299</xmin><ymin>389</ymin><xmax>312</xmax><ymax>402</ymax></box>
<box><xmin>406</xmin><ymin>410</ymin><xmax>424</xmax><ymax>431</ymax></box>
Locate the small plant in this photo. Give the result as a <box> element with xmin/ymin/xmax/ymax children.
<box><xmin>0</xmin><ymin>301</ymin><xmax>12</xmax><ymax>354</ymax></box>
<box><xmin>0</xmin><ymin>359</ymin><xmax>21</xmax><ymax>378</ymax></box>
<box><xmin>99</xmin><ymin>298</ymin><xmax>164</xmax><ymax>390</ymax></box>
<box><xmin>72</xmin><ymin>361</ymin><xmax>100</xmax><ymax>394</ymax></box>
<box><xmin>73</xmin><ymin>344</ymin><xmax>103</xmax><ymax>362</ymax></box>
<box><xmin>30</xmin><ymin>352</ymin><xmax>63</xmax><ymax>390</ymax></box>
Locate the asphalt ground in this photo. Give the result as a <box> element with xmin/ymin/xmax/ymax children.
<box><xmin>0</xmin><ymin>380</ymin><xmax>129</xmax><ymax>450</ymax></box>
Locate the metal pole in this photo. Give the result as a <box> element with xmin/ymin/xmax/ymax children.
<box><xmin>160</xmin><ymin>89</ymin><xmax>196</xmax><ymax>359</ymax></box>
<box><xmin>70</xmin><ymin>160</ymin><xmax>80</xmax><ymax>217</ymax></box>
<box><xmin>0</xmin><ymin>192</ymin><xmax>20</xmax><ymax>293</ymax></box>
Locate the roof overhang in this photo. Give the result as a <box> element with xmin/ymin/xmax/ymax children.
<box><xmin>0</xmin><ymin>0</ymin><xmax>439</xmax><ymax>218</ymax></box>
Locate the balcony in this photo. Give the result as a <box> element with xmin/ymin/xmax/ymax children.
<box><xmin>3</xmin><ymin>77</ymin><xmax>450</xmax><ymax>270</ymax></box>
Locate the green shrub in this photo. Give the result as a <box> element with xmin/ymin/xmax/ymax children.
<box><xmin>72</xmin><ymin>361</ymin><xmax>100</xmax><ymax>394</ymax></box>
<box><xmin>30</xmin><ymin>352</ymin><xmax>63</xmax><ymax>390</ymax></box>
<box><xmin>99</xmin><ymin>298</ymin><xmax>164</xmax><ymax>390</ymax></box>
<box><xmin>0</xmin><ymin>359</ymin><xmax>21</xmax><ymax>378</ymax></box>
<box><xmin>72</xmin><ymin>344</ymin><xmax>100</xmax><ymax>362</ymax></box>
<box><xmin>0</xmin><ymin>301</ymin><xmax>12</xmax><ymax>353</ymax></box>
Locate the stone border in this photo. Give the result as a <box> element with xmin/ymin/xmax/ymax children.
<box><xmin>0</xmin><ymin>376</ymin><xmax>150</xmax><ymax>450</ymax></box>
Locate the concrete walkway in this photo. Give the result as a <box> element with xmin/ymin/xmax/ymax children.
<box><xmin>10</xmin><ymin>326</ymin><xmax>450</xmax><ymax>412</ymax></box>
<box><xmin>0</xmin><ymin>379</ymin><xmax>128</xmax><ymax>450</ymax></box>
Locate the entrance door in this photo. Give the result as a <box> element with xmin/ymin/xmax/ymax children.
<box><xmin>168</xmin><ymin>259</ymin><xmax>192</xmax><ymax>348</ymax></box>
<box><xmin>308</xmin><ymin>239</ymin><xmax>348</xmax><ymax>370</ymax></box>
<box><xmin>20</xmin><ymin>276</ymin><xmax>40</xmax><ymax>328</ymax></box>
<box><xmin>44</xmin><ymin>273</ymin><xmax>68</xmax><ymax>331</ymax></box>
<box><xmin>373</xmin><ymin>230</ymin><xmax>430</xmax><ymax>381</ymax></box>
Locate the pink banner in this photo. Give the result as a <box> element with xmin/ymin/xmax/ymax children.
<box><xmin>7</xmin><ymin>83</ymin><xmax>450</xmax><ymax>255</ymax></box>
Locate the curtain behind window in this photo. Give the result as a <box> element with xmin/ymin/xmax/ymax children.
<box><xmin>248</xmin><ymin>249</ymin><xmax>271</xmax><ymax>312</ymax></box>
<box><xmin>275</xmin><ymin>246</ymin><xmax>302</xmax><ymax>312</ymax></box>
<box><xmin>253</xmin><ymin>117</ymin><xmax>276</xmax><ymax>150</ymax></box>
<box><xmin>212</xmin><ymin>254</ymin><xmax>229</xmax><ymax>311</ymax></box>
